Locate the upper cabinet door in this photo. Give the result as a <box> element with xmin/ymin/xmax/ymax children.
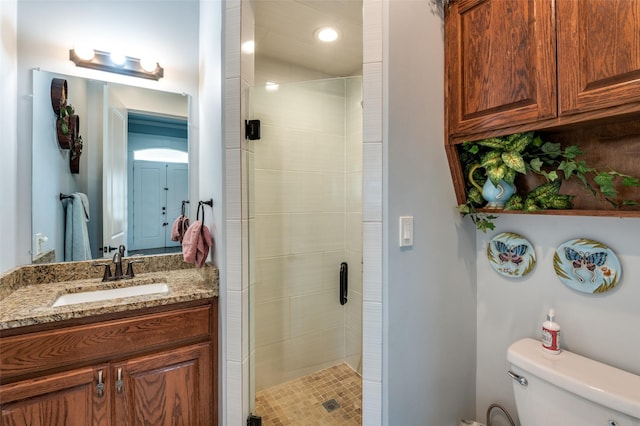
<box><xmin>445</xmin><ymin>0</ymin><xmax>556</xmax><ymax>139</ymax></box>
<box><xmin>557</xmin><ymin>0</ymin><xmax>640</xmax><ymax>116</ymax></box>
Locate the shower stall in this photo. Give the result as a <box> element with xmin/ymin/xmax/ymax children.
<box><xmin>247</xmin><ymin>76</ymin><xmax>363</xmax><ymax>423</ymax></box>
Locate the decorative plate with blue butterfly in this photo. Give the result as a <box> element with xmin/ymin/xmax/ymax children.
<box><xmin>487</xmin><ymin>232</ymin><xmax>536</xmax><ymax>278</ymax></box>
<box><xmin>554</xmin><ymin>238</ymin><xmax>621</xmax><ymax>294</ymax></box>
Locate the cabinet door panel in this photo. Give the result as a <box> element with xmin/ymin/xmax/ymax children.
<box><xmin>113</xmin><ymin>343</ymin><xmax>212</xmax><ymax>426</ymax></box>
<box><xmin>558</xmin><ymin>0</ymin><xmax>640</xmax><ymax>115</ymax></box>
<box><xmin>0</xmin><ymin>365</ymin><xmax>108</xmax><ymax>426</ymax></box>
<box><xmin>446</xmin><ymin>0</ymin><xmax>556</xmax><ymax>137</ymax></box>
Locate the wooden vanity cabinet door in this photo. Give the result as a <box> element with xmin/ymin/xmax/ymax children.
<box><xmin>112</xmin><ymin>342</ymin><xmax>212</xmax><ymax>426</ymax></box>
<box><xmin>0</xmin><ymin>365</ymin><xmax>109</xmax><ymax>426</ymax></box>
<box><xmin>557</xmin><ymin>0</ymin><xmax>640</xmax><ymax>116</ymax></box>
<box><xmin>445</xmin><ymin>0</ymin><xmax>557</xmax><ymax>137</ymax></box>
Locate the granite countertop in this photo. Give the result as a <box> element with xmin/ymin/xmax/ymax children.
<box><xmin>0</xmin><ymin>254</ymin><xmax>218</xmax><ymax>330</ymax></box>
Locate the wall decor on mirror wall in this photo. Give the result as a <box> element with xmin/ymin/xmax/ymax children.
<box><xmin>50</xmin><ymin>78</ymin><xmax>67</xmax><ymax>115</ymax></box>
<box><xmin>70</xmin><ymin>135</ymin><xmax>83</xmax><ymax>174</ymax></box>
<box><xmin>50</xmin><ymin>78</ymin><xmax>84</xmax><ymax>172</ymax></box>
<box><xmin>487</xmin><ymin>232</ymin><xmax>536</xmax><ymax>278</ymax></box>
<box><xmin>51</xmin><ymin>78</ymin><xmax>82</xmax><ymax>153</ymax></box>
<box><xmin>554</xmin><ymin>238</ymin><xmax>621</xmax><ymax>294</ymax></box>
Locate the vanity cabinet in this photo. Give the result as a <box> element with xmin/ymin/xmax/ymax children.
<box><xmin>445</xmin><ymin>0</ymin><xmax>640</xmax><ymax>212</ymax></box>
<box><xmin>0</xmin><ymin>300</ymin><xmax>217</xmax><ymax>426</ymax></box>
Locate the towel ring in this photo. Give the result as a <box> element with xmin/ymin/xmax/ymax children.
<box><xmin>197</xmin><ymin>202</ymin><xmax>205</xmax><ymax>222</ymax></box>
<box><xmin>197</xmin><ymin>199</ymin><xmax>213</xmax><ymax>222</ymax></box>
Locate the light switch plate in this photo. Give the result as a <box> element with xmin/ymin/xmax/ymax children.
<box><xmin>399</xmin><ymin>216</ymin><xmax>413</xmax><ymax>247</ymax></box>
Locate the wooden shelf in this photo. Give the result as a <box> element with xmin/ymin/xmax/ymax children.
<box><xmin>476</xmin><ymin>208</ymin><xmax>640</xmax><ymax>219</ymax></box>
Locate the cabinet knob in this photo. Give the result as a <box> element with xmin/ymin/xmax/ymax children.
<box><xmin>96</xmin><ymin>370</ymin><xmax>105</xmax><ymax>397</ymax></box>
<box><xmin>115</xmin><ymin>367</ymin><xmax>124</xmax><ymax>394</ymax></box>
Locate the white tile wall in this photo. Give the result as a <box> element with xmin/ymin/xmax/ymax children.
<box><xmin>255</xmin><ymin>326</ymin><xmax>345</xmax><ymax>390</ymax></box>
<box><xmin>254</xmin><ymin>298</ymin><xmax>290</xmax><ymax>346</ymax></box>
<box><xmin>362</xmin><ymin>1</ymin><xmax>383</xmax><ymax>423</ymax></box>
<box><xmin>289</xmin><ymin>212</ymin><xmax>346</xmax><ymax>253</ymax></box>
<box><xmin>363</xmin><ymin>142</ymin><xmax>383</xmax><ymax>222</ymax></box>
<box><xmin>290</xmin><ymin>289</ymin><xmax>345</xmax><ymax>337</ymax></box>
<box><xmin>255</xmin><ymin>253</ymin><xmax>325</xmax><ymax>301</ymax></box>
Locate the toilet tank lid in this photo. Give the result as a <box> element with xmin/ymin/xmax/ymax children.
<box><xmin>507</xmin><ymin>338</ymin><xmax>640</xmax><ymax>420</ymax></box>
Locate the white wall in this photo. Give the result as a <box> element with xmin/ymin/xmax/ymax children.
<box><xmin>476</xmin><ymin>215</ymin><xmax>640</xmax><ymax>425</ymax></box>
<box><xmin>0</xmin><ymin>0</ymin><xmax>19</xmax><ymax>273</ymax></box>
<box><xmin>384</xmin><ymin>1</ymin><xmax>477</xmax><ymax>424</ymax></box>
<box><xmin>5</xmin><ymin>0</ymin><xmax>200</xmax><ymax>272</ymax></box>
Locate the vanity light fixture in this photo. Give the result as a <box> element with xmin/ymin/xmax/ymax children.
<box><xmin>69</xmin><ymin>48</ymin><xmax>164</xmax><ymax>81</ymax></box>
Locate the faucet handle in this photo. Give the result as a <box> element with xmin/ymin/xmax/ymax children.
<box><xmin>125</xmin><ymin>258</ymin><xmax>145</xmax><ymax>278</ymax></box>
<box><xmin>92</xmin><ymin>262</ymin><xmax>112</xmax><ymax>282</ymax></box>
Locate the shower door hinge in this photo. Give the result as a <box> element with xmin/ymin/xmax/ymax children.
<box><xmin>245</xmin><ymin>119</ymin><xmax>261</xmax><ymax>140</ymax></box>
<box><xmin>247</xmin><ymin>414</ymin><xmax>262</xmax><ymax>426</ymax></box>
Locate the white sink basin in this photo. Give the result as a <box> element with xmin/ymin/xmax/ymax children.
<box><xmin>52</xmin><ymin>283</ymin><xmax>170</xmax><ymax>307</ymax></box>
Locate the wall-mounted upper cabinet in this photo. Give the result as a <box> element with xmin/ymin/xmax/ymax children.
<box><xmin>445</xmin><ymin>0</ymin><xmax>556</xmax><ymax>139</ymax></box>
<box><xmin>556</xmin><ymin>0</ymin><xmax>640</xmax><ymax>116</ymax></box>
<box><xmin>445</xmin><ymin>0</ymin><xmax>640</xmax><ymax>143</ymax></box>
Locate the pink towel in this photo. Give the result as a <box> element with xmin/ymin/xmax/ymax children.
<box><xmin>182</xmin><ymin>220</ymin><xmax>212</xmax><ymax>268</ymax></box>
<box><xmin>171</xmin><ymin>215</ymin><xmax>190</xmax><ymax>242</ymax></box>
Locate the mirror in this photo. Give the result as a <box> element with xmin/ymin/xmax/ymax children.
<box><xmin>32</xmin><ymin>69</ymin><xmax>190</xmax><ymax>263</ymax></box>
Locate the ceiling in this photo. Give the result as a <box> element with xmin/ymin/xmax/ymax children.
<box><xmin>254</xmin><ymin>0</ymin><xmax>363</xmax><ymax>77</ymax></box>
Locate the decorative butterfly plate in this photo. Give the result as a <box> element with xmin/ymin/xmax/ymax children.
<box><xmin>553</xmin><ymin>238</ymin><xmax>621</xmax><ymax>294</ymax></box>
<box><xmin>487</xmin><ymin>232</ymin><xmax>536</xmax><ymax>278</ymax></box>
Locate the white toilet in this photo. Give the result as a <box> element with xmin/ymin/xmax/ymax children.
<box><xmin>507</xmin><ymin>338</ymin><xmax>640</xmax><ymax>426</ymax></box>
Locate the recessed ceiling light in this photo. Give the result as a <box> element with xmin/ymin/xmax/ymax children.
<box><xmin>315</xmin><ymin>27</ymin><xmax>339</xmax><ymax>43</ymax></box>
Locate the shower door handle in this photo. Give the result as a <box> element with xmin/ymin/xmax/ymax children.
<box><xmin>340</xmin><ymin>262</ymin><xmax>348</xmax><ymax>305</ymax></box>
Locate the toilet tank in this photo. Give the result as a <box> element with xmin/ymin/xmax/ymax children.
<box><xmin>507</xmin><ymin>338</ymin><xmax>640</xmax><ymax>426</ymax></box>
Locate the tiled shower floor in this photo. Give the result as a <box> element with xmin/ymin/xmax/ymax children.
<box><xmin>254</xmin><ymin>363</ymin><xmax>362</xmax><ymax>425</ymax></box>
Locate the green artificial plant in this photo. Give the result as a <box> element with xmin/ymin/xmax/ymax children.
<box><xmin>457</xmin><ymin>131</ymin><xmax>639</xmax><ymax>232</ymax></box>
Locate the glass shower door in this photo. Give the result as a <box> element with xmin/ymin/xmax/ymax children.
<box><xmin>247</xmin><ymin>77</ymin><xmax>363</xmax><ymax>423</ymax></box>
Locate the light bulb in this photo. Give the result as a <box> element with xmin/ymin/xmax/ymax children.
<box><xmin>110</xmin><ymin>52</ymin><xmax>126</xmax><ymax>66</ymax></box>
<box><xmin>140</xmin><ymin>58</ymin><xmax>158</xmax><ymax>72</ymax></box>
<box><xmin>74</xmin><ymin>46</ymin><xmax>95</xmax><ymax>61</ymax></box>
